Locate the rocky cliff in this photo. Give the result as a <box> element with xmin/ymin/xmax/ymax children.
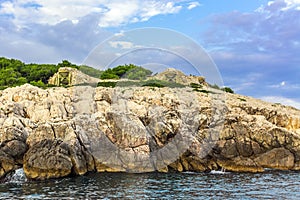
<box><xmin>0</xmin><ymin>82</ymin><xmax>300</xmax><ymax>180</ymax></box>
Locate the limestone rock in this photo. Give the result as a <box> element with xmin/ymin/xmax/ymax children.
<box><xmin>152</xmin><ymin>68</ymin><xmax>207</xmax><ymax>86</ymax></box>
<box><xmin>0</xmin><ymin>127</ymin><xmax>28</xmax><ymax>179</ymax></box>
<box><xmin>0</xmin><ymin>80</ymin><xmax>300</xmax><ymax>180</ymax></box>
<box><xmin>23</xmin><ymin>139</ymin><xmax>73</xmax><ymax>180</ymax></box>
<box><xmin>217</xmin><ymin>157</ymin><xmax>264</xmax><ymax>173</ymax></box>
<box><xmin>254</xmin><ymin>148</ymin><xmax>295</xmax><ymax>170</ymax></box>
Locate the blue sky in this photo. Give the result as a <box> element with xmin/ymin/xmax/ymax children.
<box><xmin>0</xmin><ymin>0</ymin><xmax>300</xmax><ymax>108</ymax></box>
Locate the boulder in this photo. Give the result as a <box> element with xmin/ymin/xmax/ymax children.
<box><xmin>0</xmin><ymin>127</ymin><xmax>28</xmax><ymax>179</ymax></box>
<box><xmin>23</xmin><ymin>139</ymin><xmax>73</xmax><ymax>180</ymax></box>
<box><xmin>254</xmin><ymin>148</ymin><xmax>295</xmax><ymax>170</ymax></box>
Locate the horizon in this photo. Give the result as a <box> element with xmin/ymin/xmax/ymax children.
<box><xmin>0</xmin><ymin>0</ymin><xmax>299</xmax><ymax>108</ymax></box>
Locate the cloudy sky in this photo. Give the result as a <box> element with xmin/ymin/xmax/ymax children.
<box><xmin>0</xmin><ymin>0</ymin><xmax>299</xmax><ymax>108</ymax></box>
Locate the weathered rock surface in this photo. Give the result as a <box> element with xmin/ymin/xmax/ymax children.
<box><xmin>151</xmin><ymin>68</ymin><xmax>207</xmax><ymax>86</ymax></box>
<box><xmin>0</xmin><ymin>79</ymin><xmax>300</xmax><ymax>180</ymax></box>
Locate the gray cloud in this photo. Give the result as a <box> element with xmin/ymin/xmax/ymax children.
<box><xmin>201</xmin><ymin>0</ymin><xmax>300</xmax><ymax>99</ymax></box>
<box><xmin>0</xmin><ymin>14</ymin><xmax>112</xmax><ymax>64</ymax></box>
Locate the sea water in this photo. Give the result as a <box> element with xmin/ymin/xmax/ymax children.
<box><xmin>0</xmin><ymin>169</ymin><xmax>299</xmax><ymax>199</ymax></box>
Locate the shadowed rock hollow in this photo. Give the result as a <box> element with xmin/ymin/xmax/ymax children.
<box><xmin>0</xmin><ymin>71</ymin><xmax>300</xmax><ymax>180</ymax></box>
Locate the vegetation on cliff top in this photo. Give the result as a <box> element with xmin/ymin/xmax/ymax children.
<box><xmin>0</xmin><ymin>57</ymin><xmax>100</xmax><ymax>89</ymax></box>
<box><xmin>97</xmin><ymin>79</ymin><xmax>185</xmax><ymax>88</ymax></box>
<box><xmin>0</xmin><ymin>57</ymin><xmax>234</xmax><ymax>93</ymax></box>
<box><xmin>100</xmin><ymin>64</ymin><xmax>152</xmax><ymax>80</ymax></box>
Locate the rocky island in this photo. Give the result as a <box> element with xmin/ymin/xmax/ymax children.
<box><xmin>0</xmin><ymin>67</ymin><xmax>300</xmax><ymax>181</ymax></box>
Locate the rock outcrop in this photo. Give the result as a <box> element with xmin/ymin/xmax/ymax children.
<box><xmin>0</xmin><ymin>79</ymin><xmax>300</xmax><ymax>180</ymax></box>
<box><xmin>151</xmin><ymin>68</ymin><xmax>207</xmax><ymax>86</ymax></box>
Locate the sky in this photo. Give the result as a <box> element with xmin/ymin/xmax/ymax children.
<box><xmin>0</xmin><ymin>0</ymin><xmax>300</xmax><ymax>108</ymax></box>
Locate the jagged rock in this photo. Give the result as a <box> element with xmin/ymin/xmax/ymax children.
<box><xmin>217</xmin><ymin>157</ymin><xmax>264</xmax><ymax>173</ymax></box>
<box><xmin>0</xmin><ymin>127</ymin><xmax>28</xmax><ymax>179</ymax></box>
<box><xmin>0</xmin><ymin>80</ymin><xmax>300</xmax><ymax>180</ymax></box>
<box><xmin>27</xmin><ymin>123</ymin><xmax>55</xmax><ymax>147</ymax></box>
<box><xmin>0</xmin><ymin>151</ymin><xmax>15</xmax><ymax>179</ymax></box>
<box><xmin>152</xmin><ymin>68</ymin><xmax>207</xmax><ymax>86</ymax></box>
<box><xmin>23</xmin><ymin>139</ymin><xmax>73</xmax><ymax>180</ymax></box>
<box><xmin>254</xmin><ymin>148</ymin><xmax>295</xmax><ymax>170</ymax></box>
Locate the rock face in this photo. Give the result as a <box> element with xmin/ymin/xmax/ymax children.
<box><xmin>0</xmin><ymin>81</ymin><xmax>300</xmax><ymax>180</ymax></box>
<box><xmin>151</xmin><ymin>68</ymin><xmax>207</xmax><ymax>86</ymax></box>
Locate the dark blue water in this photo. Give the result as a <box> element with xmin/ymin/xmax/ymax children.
<box><xmin>0</xmin><ymin>169</ymin><xmax>299</xmax><ymax>199</ymax></box>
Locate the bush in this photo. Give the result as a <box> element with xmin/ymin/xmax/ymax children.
<box><xmin>237</xmin><ymin>97</ymin><xmax>246</xmax><ymax>102</ymax></box>
<box><xmin>96</xmin><ymin>79</ymin><xmax>186</xmax><ymax>89</ymax></box>
<box><xmin>58</xmin><ymin>60</ymin><xmax>79</xmax><ymax>69</ymax></box>
<box><xmin>100</xmin><ymin>70</ymin><xmax>120</xmax><ymax>80</ymax></box>
<box><xmin>190</xmin><ymin>83</ymin><xmax>203</xmax><ymax>89</ymax></box>
<box><xmin>142</xmin><ymin>79</ymin><xmax>185</xmax><ymax>88</ymax></box>
<box><xmin>222</xmin><ymin>87</ymin><xmax>234</xmax><ymax>94</ymax></box>
<box><xmin>79</xmin><ymin>65</ymin><xmax>103</xmax><ymax>78</ymax></box>
<box><xmin>123</xmin><ymin>66</ymin><xmax>152</xmax><ymax>80</ymax></box>
<box><xmin>142</xmin><ymin>82</ymin><xmax>165</xmax><ymax>88</ymax></box>
<box><xmin>193</xmin><ymin>88</ymin><xmax>209</xmax><ymax>94</ymax></box>
<box><xmin>30</xmin><ymin>80</ymin><xmax>47</xmax><ymax>88</ymax></box>
<box><xmin>97</xmin><ymin>81</ymin><xmax>117</xmax><ymax>88</ymax></box>
<box><xmin>100</xmin><ymin>64</ymin><xmax>152</xmax><ymax>80</ymax></box>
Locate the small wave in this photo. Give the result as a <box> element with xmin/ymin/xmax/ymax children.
<box><xmin>7</xmin><ymin>168</ymin><xmax>27</xmax><ymax>184</ymax></box>
<box><xmin>182</xmin><ymin>171</ymin><xmax>198</xmax><ymax>174</ymax></box>
<box><xmin>210</xmin><ymin>169</ymin><xmax>229</xmax><ymax>174</ymax></box>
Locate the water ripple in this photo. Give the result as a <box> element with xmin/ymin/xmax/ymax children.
<box><xmin>0</xmin><ymin>171</ymin><xmax>299</xmax><ymax>199</ymax></box>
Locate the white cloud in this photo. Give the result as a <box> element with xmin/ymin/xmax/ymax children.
<box><xmin>268</xmin><ymin>81</ymin><xmax>300</xmax><ymax>90</ymax></box>
<box><xmin>99</xmin><ymin>1</ymin><xmax>182</xmax><ymax>27</ymax></box>
<box><xmin>258</xmin><ymin>0</ymin><xmax>300</xmax><ymax>12</ymax></box>
<box><xmin>283</xmin><ymin>0</ymin><xmax>300</xmax><ymax>10</ymax></box>
<box><xmin>260</xmin><ymin>96</ymin><xmax>300</xmax><ymax>109</ymax></box>
<box><xmin>0</xmin><ymin>0</ymin><xmax>106</xmax><ymax>26</ymax></box>
<box><xmin>0</xmin><ymin>0</ymin><xmax>186</xmax><ymax>27</ymax></box>
<box><xmin>187</xmin><ymin>1</ymin><xmax>201</xmax><ymax>10</ymax></box>
<box><xmin>109</xmin><ymin>41</ymin><xmax>141</xmax><ymax>49</ymax></box>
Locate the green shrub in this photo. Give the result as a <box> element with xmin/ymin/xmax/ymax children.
<box><xmin>142</xmin><ymin>82</ymin><xmax>165</xmax><ymax>88</ymax></box>
<box><xmin>79</xmin><ymin>65</ymin><xmax>103</xmax><ymax>78</ymax></box>
<box><xmin>117</xmin><ymin>81</ymin><xmax>140</xmax><ymax>87</ymax></box>
<box><xmin>100</xmin><ymin>69</ymin><xmax>120</xmax><ymax>80</ymax></box>
<box><xmin>58</xmin><ymin>60</ymin><xmax>79</xmax><ymax>69</ymax></box>
<box><xmin>100</xmin><ymin>64</ymin><xmax>152</xmax><ymax>80</ymax></box>
<box><xmin>222</xmin><ymin>87</ymin><xmax>234</xmax><ymax>94</ymax></box>
<box><xmin>190</xmin><ymin>83</ymin><xmax>203</xmax><ymax>89</ymax></box>
<box><xmin>193</xmin><ymin>88</ymin><xmax>209</xmax><ymax>94</ymax></box>
<box><xmin>97</xmin><ymin>81</ymin><xmax>117</xmax><ymax>88</ymax></box>
<box><xmin>30</xmin><ymin>80</ymin><xmax>47</xmax><ymax>88</ymax></box>
<box><xmin>0</xmin><ymin>86</ymin><xmax>8</xmax><ymax>90</ymax></box>
<box><xmin>142</xmin><ymin>79</ymin><xmax>185</xmax><ymax>88</ymax></box>
<box><xmin>123</xmin><ymin>66</ymin><xmax>152</xmax><ymax>80</ymax></box>
<box><xmin>237</xmin><ymin>97</ymin><xmax>246</xmax><ymax>102</ymax></box>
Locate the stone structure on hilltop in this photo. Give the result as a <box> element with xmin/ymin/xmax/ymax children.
<box><xmin>48</xmin><ymin>67</ymin><xmax>99</xmax><ymax>86</ymax></box>
<box><xmin>0</xmin><ymin>69</ymin><xmax>300</xmax><ymax>181</ymax></box>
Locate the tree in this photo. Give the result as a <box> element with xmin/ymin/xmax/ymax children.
<box><xmin>58</xmin><ymin>60</ymin><xmax>79</xmax><ymax>69</ymax></box>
